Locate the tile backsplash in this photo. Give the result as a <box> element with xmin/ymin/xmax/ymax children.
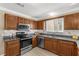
<box><xmin>63</xmin><ymin>30</ymin><xmax>79</xmax><ymax>36</ymax></box>
<box><xmin>55</xmin><ymin>30</ymin><xmax>79</xmax><ymax>36</ymax></box>
<box><xmin>42</xmin><ymin>30</ymin><xmax>79</xmax><ymax>36</ymax></box>
<box><xmin>2</xmin><ymin>30</ymin><xmax>79</xmax><ymax>37</ymax></box>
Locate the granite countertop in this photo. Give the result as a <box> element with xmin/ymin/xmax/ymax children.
<box><xmin>39</xmin><ymin>34</ymin><xmax>79</xmax><ymax>48</ymax></box>
<box><xmin>3</xmin><ymin>35</ymin><xmax>18</xmax><ymax>41</ymax></box>
<box><xmin>3</xmin><ymin>38</ymin><xmax>18</xmax><ymax>42</ymax></box>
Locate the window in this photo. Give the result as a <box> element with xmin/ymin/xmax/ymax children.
<box><xmin>45</xmin><ymin>18</ymin><xmax>64</xmax><ymax>32</ymax></box>
<box><xmin>46</xmin><ymin>20</ymin><xmax>54</xmax><ymax>32</ymax></box>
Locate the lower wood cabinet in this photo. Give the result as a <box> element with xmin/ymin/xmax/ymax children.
<box><xmin>58</xmin><ymin>40</ymin><xmax>78</xmax><ymax>56</ymax></box>
<box><xmin>5</xmin><ymin>40</ymin><xmax>20</xmax><ymax>56</ymax></box>
<box><xmin>44</xmin><ymin>37</ymin><xmax>78</xmax><ymax>56</ymax></box>
<box><xmin>51</xmin><ymin>39</ymin><xmax>58</xmax><ymax>54</ymax></box>
<box><xmin>32</xmin><ymin>35</ymin><xmax>38</xmax><ymax>48</ymax></box>
<box><xmin>44</xmin><ymin>37</ymin><xmax>58</xmax><ymax>54</ymax></box>
<box><xmin>44</xmin><ymin>37</ymin><xmax>52</xmax><ymax>51</ymax></box>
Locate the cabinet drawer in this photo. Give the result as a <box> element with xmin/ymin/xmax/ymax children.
<box><xmin>7</xmin><ymin>44</ymin><xmax>19</xmax><ymax>48</ymax></box>
<box><xmin>59</xmin><ymin>40</ymin><xmax>74</xmax><ymax>45</ymax></box>
<box><xmin>6</xmin><ymin>40</ymin><xmax>19</xmax><ymax>44</ymax></box>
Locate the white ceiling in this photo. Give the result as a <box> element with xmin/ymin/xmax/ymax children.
<box><xmin>0</xmin><ymin>3</ymin><xmax>79</xmax><ymax>21</ymax></box>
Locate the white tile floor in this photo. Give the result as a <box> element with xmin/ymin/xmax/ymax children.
<box><xmin>22</xmin><ymin>47</ymin><xmax>57</xmax><ymax>56</ymax></box>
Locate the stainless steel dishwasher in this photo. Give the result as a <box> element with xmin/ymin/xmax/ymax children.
<box><xmin>38</xmin><ymin>36</ymin><xmax>44</xmax><ymax>48</ymax></box>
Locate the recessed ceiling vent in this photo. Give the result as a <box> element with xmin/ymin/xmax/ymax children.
<box><xmin>16</xmin><ymin>3</ymin><xmax>24</xmax><ymax>7</ymax></box>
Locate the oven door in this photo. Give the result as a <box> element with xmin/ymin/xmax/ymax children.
<box><xmin>20</xmin><ymin>38</ymin><xmax>32</xmax><ymax>49</ymax></box>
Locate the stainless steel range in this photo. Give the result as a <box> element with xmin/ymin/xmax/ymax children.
<box><xmin>16</xmin><ymin>32</ymin><xmax>33</xmax><ymax>55</ymax></box>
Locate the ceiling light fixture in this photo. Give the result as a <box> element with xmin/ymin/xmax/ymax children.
<box><xmin>69</xmin><ymin>3</ymin><xmax>77</xmax><ymax>5</ymax></box>
<box><xmin>48</xmin><ymin>12</ymin><xmax>57</xmax><ymax>16</ymax></box>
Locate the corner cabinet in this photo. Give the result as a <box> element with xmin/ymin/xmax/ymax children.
<box><xmin>58</xmin><ymin>40</ymin><xmax>78</xmax><ymax>56</ymax></box>
<box><xmin>37</xmin><ymin>21</ymin><xmax>44</xmax><ymax>30</ymax></box>
<box><xmin>44</xmin><ymin>37</ymin><xmax>78</xmax><ymax>56</ymax></box>
<box><xmin>4</xmin><ymin>14</ymin><xmax>17</xmax><ymax>30</ymax></box>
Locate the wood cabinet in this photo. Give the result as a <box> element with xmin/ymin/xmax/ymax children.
<box><xmin>64</xmin><ymin>13</ymin><xmax>79</xmax><ymax>30</ymax></box>
<box><xmin>44</xmin><ymin>37</ymin><xmax>58</xmax><ymax>54</ymax></box>
<box><xmin>30</xmin><ymin>21</ymin><xmax>37</xmax><ymax>29</ymax></box>
<box><xmin>24</xmin><ymin>18</ymin><xmax>30</xmax><ymax>24</ymax></box>
<box><xmin>32</xmin><ymin>35</ymin><xmax>37</xmax><ymax>48</ymax></box>
<box><xmin>4</xmin><ymin>13</ymin><xmax>37</xmax><ymax>30</ymax></box>
<box><xmin>44</xmin><ymin>37</ymin><xmax>52</xmax><ymax>51</ymax></box>
<box><xmin>33</xmin><ymin>21</ymin><xmax>37</xmax><ymax>29</ymax></box>
<box><xmin>5</xmin><ymin>40</ymin><xmax>20</xmax><ymax>56</ymax></box>
<box><xmin>75</xmin><ymin>13</ymin><xmax>79</xmax><ymax>29</ymax></box>
<box><xmin>5</xmin><ymin>14</ymin><xmax>17</xmax><ymax>29</ymax></box>
<box><xmin>58</xmin><ymin>40</ymin><xmax>78</xmax><ymax>56</ymax></box>
<box><xmin>17</xmin><ymin>17</ymin><xmax>37</xmax><ymax>29</ymax></box>
<box><xmin>51</xmin><ymin>39</ymin><xmax>58</xmax><ymax>54</ymax></box>
<box><xmin>37</xmin><ymin>21</ymin><xmax>44</xmax><ymax>29</ymax></box>
<box><xmin>44</xmin><ymin>37</ymin><xmax>78</xmax><ymax>56</ymax></box>
<box><xmin>17</xmin><ymin>17</ymin><xmax>24</xmax><ymax>24</ymax></box>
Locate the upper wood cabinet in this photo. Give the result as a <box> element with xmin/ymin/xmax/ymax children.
<box><xmin>4</xmin><ymin>13</ymin><xmax>37</xmax><ymax>30</ymax></box>
<box><xmin>30</xmin><ymin>21</ymin><xmax>37</xmax><ymax>29</ymax></box>
<box><xmin>24</xmin><ymin>18</ymin><xmax>30</xmax><ymax>24</ymax></box>
<box><xmin>5</xmin><ymin>14</ymin><xmax>17</xmax><ymax>30</ymax></box>
<box><xmin>75</xmin><ymin>13</ymin><xmax>79</xmax><ymax>29</ymax></box>
<box><xmin>64</xmin><ymin>13</ymin><xmax>79</xmax><ymax>30</ymax></box>
<box><xmin>17</xmin><ymin>17</ymin><xmax>24</xmax><ymax>24</ymax></box>
<box><xmin>37</xmin><ymin>21</ymin><xmax>44</xmax><ymax>30</ymax></box>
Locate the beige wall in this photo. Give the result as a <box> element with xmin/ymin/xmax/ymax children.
<box><xmin>0</xmin><ymin>11</ymin><xmax>4</xmax><ymax>55</ymax></box>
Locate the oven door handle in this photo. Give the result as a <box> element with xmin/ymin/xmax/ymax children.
<box><xmin>20</xmin><ymin>37</ymin><xmax>32</xmax><ymax>40</ymax></box>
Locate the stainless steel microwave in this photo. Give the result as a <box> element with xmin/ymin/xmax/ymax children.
<box><xmin>17</xmin><ymin>24</ymin><xmax>30</xmax><ymax>30</ymax></box>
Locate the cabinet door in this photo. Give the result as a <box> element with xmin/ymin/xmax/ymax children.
<box><xmin>75</xmin><ymin>13</ymin><xmax>79</xmax><ymax>29</ymax></box>
<box><xmin>5</xmin><ymin>14</ymin><xmax>17</xmax><ymax>29</ymax></box>
<box><xmin>18</xmin><ymin>17</ymin><xmax>24</xmax><ymax>24</ymax></box>
<box><xmin>64</xmin><ymin>13</ymin><xmax>79</xmax><ymax>30</ymax></box>
<box><xmin>58</xmin><ymin>40</ymin><xmax>77</xmax><ymax>56</ymax></box>
<box><xmin>33</xmin><ymin>21</ymin><xmax>37</xmax><ymax>29</ymax></box>
<box><xmin>24</xmin><ymin>19</ymin><xmax>30</xmax><ymax>24</ymax></box>
<box><xmin>51</xmin><ymin>39</ymin><xmax>58</xmax><ymax>54</ymax></box>
<box><xmin>44</xmin><ymin>37</ymin><xmax>52</xmax><ymax>51</ymax></box>
<box><xmin>72</xmin><ymin>14</ymin><xmax>78</xmax><ymax>29</ymax></box>
<box><xmin>30</xmin><ymin>21</ymin><xmax>37</xmax><ymax>29</ymax></box>
<box><xmin>37</xmin><ymin>21</ymin><xmax>44</xmax><ymax>29</ymax></box>
<box><xmin>64</xmin><ymin>15</ymin><xmax>74</xmax><ymax>30</ymax></box>
<box><xmin>13</xmin><ymin>44</ymin><xmax>20</xmax><ymax>56</ymax></box>
<box><xmin>6</xmin><ymin>47</ymin><xmax>14</xmax><ymax>56</ymax></box>
<box><xmin>44</xmin><ymin>38</ymin><xmax>58</xmax><ymax>53</ymax></box>
<box><xmin>5</xmin><ymin>40</ymin><xmax>20</xmax><ymax>56</ymax></box>
<box><xmin>32</xmin><ymin>36</ymin><xmax>37</xmax><ymax>48</ymax></box>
